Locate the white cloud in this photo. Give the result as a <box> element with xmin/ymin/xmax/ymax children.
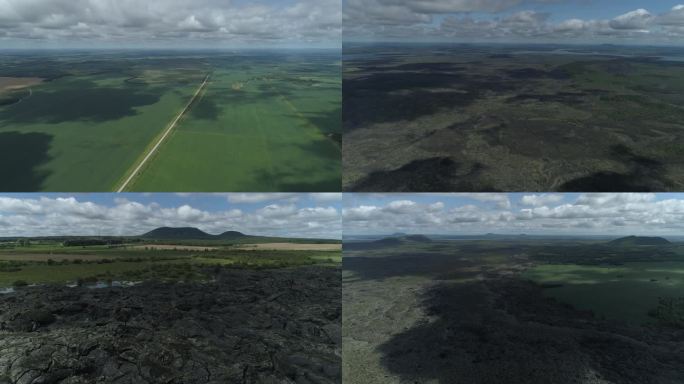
<box><xmin>345</xmin><ymin>2</ymin><xmax>684</xmax><ymax>43</ymax></box>
<box><xmin>0</xmin><ymin>0</ymin><xmax>341</xmax><ymax>46</ymax></box>
<box><xmin>460</xmin><ymin>193</ymin><xmax>511</xmax><ymax>209</ymax></box>
<box><xmin>658</xmin><ymin>4</ymin><xmax>684</xmax><ymax>26</ymax></box>
<box><xmin>609</xmin><ymin>9</ymin><xmax>653</xmax><ymax>30</ymax></box>
<box><xmin>343</xmin><ymin>193</ymin><xmax>684</xmax><ymax>236</ymax></box>
<box><xmin>521</xmin><ymin>194</ymin><xmax>564</xmax><ymax>207</ymax></box>
<box><xmin>0</xmin><ymin>195</ymin><xmax>341</xmax><ymax>239</ymax></box>
<box><xmin>309</xmin><ymin>193</ymin><xmax>343</xmax><ymax>202</ymax></box>
<box><xmin>575</xmin><ymin>193</ymin><xmax>656</xmax><ymax>207</ymax></box>
<box><xmin>226</xmin><ymin>193</ymin><xmax>300</xmax><ymax>204</ymax></box>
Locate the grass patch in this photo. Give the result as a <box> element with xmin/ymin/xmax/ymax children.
<box><xmin>524</xmin><ymin>262</ymin><xmax>684</xmax><ymax>324</ymax></box>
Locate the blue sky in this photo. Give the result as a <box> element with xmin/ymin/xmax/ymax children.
<box><xmin>0</xmin><ymin>193</ymin><xmax>342</xmax><ymax>238</ymax></box>
<box><xmin>343</xmin><ymin>193</ymin><xmax>684</xmax><ymax>237</ymax></box>
<box><xmin>344</xmin><ymin>0</ymin><xmax>684</xmax><ymax>45</ymax></box>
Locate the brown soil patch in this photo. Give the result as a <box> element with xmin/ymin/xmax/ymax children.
<box><xmin>0</xmin><ymin>77</ymin><xmax>43</xmax><ymax>92</ymax></box>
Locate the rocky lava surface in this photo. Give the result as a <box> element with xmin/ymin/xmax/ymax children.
<box><xmin>0</xmin><ymin>266</ymin><xmax>341</xmax><ymax>384</ymax></box>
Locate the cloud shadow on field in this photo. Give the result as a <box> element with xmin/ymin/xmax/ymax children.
<box><xmin>342</xmin><ymin>71</ymin><xmax>480</xmax><ymax>130</ymax></box>
<box><xmin>0</xmin><ymin>131</ymin><xmax>52</xmax><ymax>191</ymax></box>
<box><xmin>252</xmin><ymin>161</ymin><xmax>340</xmax><ymax>192</ymax></box>
<box><xmin>343</xmin><ymin>252</ymin><xmax>480</xmax><ymax>281</ymax></box>
<box><xmin>0</xmin><ymin>79</ymin><xmax>162</xmax><ymax>124</ymax></box>
<box><xmin>348</xmin><ymin>157</ymin><xmax>500</xmax><ymax>192</ymax></box>
<box><xmin>378</xmin><ymin>279</ymin><xmax>684</xmax><ymax>383</ymax></box>
<box><xmin>301</xmin><ymin>106</ymin><xmax>342</xmax><ymax>137</ymax></box>
<box><xmin>559</xmin><ymin>144</ymin><xmax>674</xmax><ymax>192</ymax></box>
<box><xmin>190</xmin><ymin>97</ymin><xmax>220</xmax><ymax>121</ymax></box>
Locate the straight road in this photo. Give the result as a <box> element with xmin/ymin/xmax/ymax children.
<box><xmin>116</xmin><ymin>73</ymin><xmax>210</xmax><ymax>192</ymax></box>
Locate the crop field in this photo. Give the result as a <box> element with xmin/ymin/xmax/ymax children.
<box><xmin>0</xmin><ymin>50</ymin><xmax>341</xmax><ymax>192</ymax></box>
<box><xmin>0</xmin><ymin>52</ymin><xmax>206</xmax><ymax>191</ymax></box>
<box><xmin>0</xmin><ymin>243</ymin><xmax>341</xmax><ymax>288</ymax></box>
<box><xmin>129</xmin><ymin>52</ymin><xmax>342</xmax><ymax>191</ymax></box>
<box><xmin>524</xmin><ymin>261</ymin><xmax>684</xmax><ymax>323</ymax></box>
<box><xmin>343</xmin><ymin>44</ymin><xmax>684</xmax><ymax>192</ymax></box>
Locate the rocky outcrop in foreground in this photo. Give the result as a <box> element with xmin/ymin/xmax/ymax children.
<box><xmin>0</xmin><ymin>266</ymin><xmax>341</xmax><ymax>384</ymax></box>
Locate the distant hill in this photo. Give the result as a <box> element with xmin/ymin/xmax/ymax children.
<box><xmin>217</xmin><ymin>231</ymin><xmax>247</xmax><ymax>240</ymax></box>
<box><xmin>141</xmin><ymin>227</ymin><xmax>214</xmax><ymax>240</ymax></box>
<box><xmin>141</xmin><ymin>227</ymin><xmax>259</xmax><ymax>241</ymax></box>
<box><xmin>345</xmin><ymin>234</ymin><xmax>431</xmax><ymax>251</ymax></box>
<box><xmin>608</xmin><ymin>236</ymin><xmax>671</xmax><ymax>246</ymax></box>
<box><xmin>139</xmin><ymin>227</ymin><xmax>338</xmax><ymax>244</ymax></box>
<box><xmin>374</xmin><ymin>237</ymin><xmax>403</xmax><ymax>246</ymax></box>
<box><xmin>404</xmin><ymin>235</ymin><xmax>432</xmax><ymax>242</ymax></box>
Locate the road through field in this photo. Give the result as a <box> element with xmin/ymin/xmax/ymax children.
<box><xmin>116</xmin><ymin>73</ymin><xmax>211</xmax><ymax>192</ymax></box>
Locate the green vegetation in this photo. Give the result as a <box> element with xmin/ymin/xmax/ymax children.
<box><xmin>130</xmin><ymin>55</ymin><xmax>341</xmax><ymax>191</ymax></box>
<box><xmin>0</xmin><ymin>240</ymin><xmax>341</xmax><ymax>288</ymax></box>
<box><xmin>0</xmin><ymin>56</ymin><xmax>202</xmax><ymax>191</ymax></box>
<box><xmin>345</xmin><ymin>237</ymin><xmax>684</xmax><ymax>326</ymax></box>
<box><xmin>0</xmin><ymin>51</ymin><xmax>341</xmax><ymax>192</ymax></box>
<box><xmin>523</xmin><ymin>261</ymin><xmax>684</xmax><ymax>324</ymax></box>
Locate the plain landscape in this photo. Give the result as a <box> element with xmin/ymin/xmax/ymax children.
<box><xmin>0</xmin><ymin>50</ymin><xmax>341</xmax><ymax>192</ymax></box>
<box><xmin>0</xmin><ymin>227</ymin><xmax>342</xmax><ymax>383</ymax></box>
<box><xmin>343</xmin><ymin>44</ymin><xmax>684</xmax><ymax>192</ymax></box>
<box><xmin>343</xmin><ymin>234</ymin><xmax>684</xmax><ymax>383</ymax></box>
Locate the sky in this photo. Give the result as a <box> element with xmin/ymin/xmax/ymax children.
<box><xmin>0</xmin><ymin>193</ymin><xmax>342</xmax><ymax>239</ymax></box>
<box><xmin>344</xmin><ymin>0</ymin><xmax>684</xmax><ymax>45</ymax></box>
<box><xmin>0</xmin><ymin>0</ymin><xmax>341</xmax><ymax>49</ymax></box>
<box><xmin>343</xmin><ymin>193</ymin><xmax>684</xmax><ymax>237</ymax></box>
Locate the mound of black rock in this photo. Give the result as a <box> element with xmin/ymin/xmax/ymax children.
<box><xmin>0</xmin><ymin>266</ymin><xmax>341</xmax><ymax>384</ymax></box>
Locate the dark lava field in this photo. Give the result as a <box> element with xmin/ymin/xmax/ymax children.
<box><xmin>343</xmin><ymin>44</ymin><xmax>684</xmax><ymax>192</ymax></box>
<box><xmin>0</xmin><ymin>266</ymin><xmax>341</xmax><ymax>384</ymax></box>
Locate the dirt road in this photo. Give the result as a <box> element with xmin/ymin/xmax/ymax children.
<box><xmin>116</xmin><ymin>73</ymin><xmax>211</xmax><ymax>192</ymax></box>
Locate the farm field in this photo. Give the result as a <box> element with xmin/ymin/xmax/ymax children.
<box><xmin>343</xmin><ymin>44</ymin><xmax>684</xmax><ymax>192</ymax></box>
<box><xmin>524</xmin><ymin>262</ymin><xmax>684</xmax><ymax>323</ymax></box>
<box><xmin>0</xmin><ymin>50</ymin><xmax>341</xmax><ymax>192</ymax></box>
<box><xmin>0</xmin><ymin>51</ymin><xmax>205</xmax><ymax>191</ymax></box>
<box><xmin>343</xmin><ymin>235</ymin><xmax>684</xmax><ymax>383</ymax></box>
<box><xmin>130</xmin><ymin>52</ymin><xmax>342</xmax><ymax>191</ymax></box>
<box><xmin>0</xmin><ymin>239</ymin><xmax>341</xmax><ymax>288</ymax></box>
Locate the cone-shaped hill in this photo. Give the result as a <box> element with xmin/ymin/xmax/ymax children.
<box><xmin>140</xmin><ymin>227</ymin><xmax>251</xmax><ymax>241</ymax></box>
<box><xmin>608</xmin><ymin>236</ymin><xmax>671</xmax><ymax>246</ymax></box>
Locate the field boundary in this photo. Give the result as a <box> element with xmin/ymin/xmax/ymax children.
<box><xmin>115</xmin><ymin>73</ymin><xmax>211</xmax><ymax>192</ymax></box>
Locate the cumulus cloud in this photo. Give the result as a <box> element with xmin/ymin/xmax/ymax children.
<box><xmin>460</xmin><ymin>193</ymin><xmax>511</xmax><ymax>209</ymax></box>
<box><xmin>609</xmin><ymin>9</ymin><xmax>653</xmax><ymax>30</ymax></box>
<box><xmin>344</xmin><ymin>193</ymin><xmax>684</xmax><ymax>237</ymax></box>
<box><xmin>0</xmin><ymin>0</ymin><xmax>341</xmax><ymax>47</ymax></box>
<box><xmin>226</xmin><ymin>193</ymin><xmax>300</xmax><ymax>204</ymax></box>
<box><xmin>345</xmin><ymin>1</ymin><xmax>684</xmax><ymax>43</ymax></box>
<box><xmin>658</xmin><ymin>4</ymin><xmax>684</xmax><ymax>26</ymax></box>
<box><xmin>521</xmin><ymin>194</ymin><xmax>564</xmax><ymax>207</ymax></box>
<box><xmin>0</xmin><ymin>195</ymin><xmax>341</xmax><ymax>239</ymax></box>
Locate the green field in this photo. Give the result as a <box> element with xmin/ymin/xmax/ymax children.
<box><xmin>524</xmin><ymin>261</ymin><xmax>684</xmax><ymax>324</ymax></box>
<box><xmin>130</xmin><ymin>55</ymin><xmax>341</xmax><ymax>191</ymax></box>
<box><xmin>0</xmin><ymin>70</ymin><xmax>199</xmax><ymax>191</ymax></box>
<box><xmin>0</xmin><ymin>51</ymin><xmax>341</xmax><ymax>191</ymax></box>
<box><xmin>0</xmin><ymin>239</ymin><xmax>341</xmax><ymax>288</ymax></box>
